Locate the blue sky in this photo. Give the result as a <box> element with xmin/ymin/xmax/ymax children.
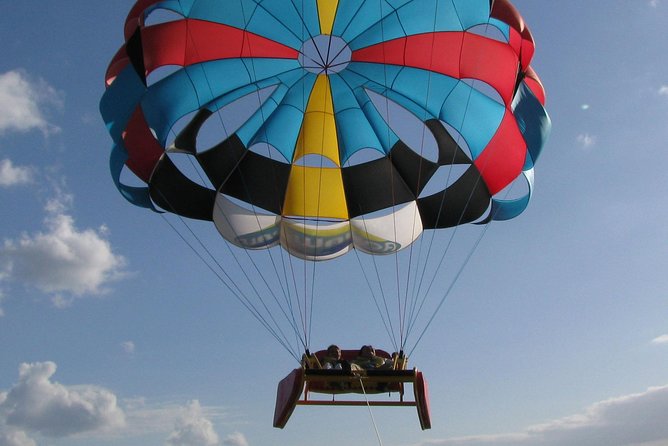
<box><xmin>1</xmin><ymin>1</ymin><xmax>668</xmax><ymax>445</ymax></box>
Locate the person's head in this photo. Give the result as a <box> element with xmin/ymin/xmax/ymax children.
<box><xmin>359</xmin><ymin>345</ymin><xmax>375</xmax><ymax>358</ymax></box>
<box><xmin>327</xmin><ymin>344</ymin><xmax>341</xmax><ymax>358</ymax></box>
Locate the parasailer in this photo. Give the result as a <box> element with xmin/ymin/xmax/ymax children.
<box><xmin>100</xmin><ymin>0</ymin><xmax>550</xmax><ymax>431</ymax></box>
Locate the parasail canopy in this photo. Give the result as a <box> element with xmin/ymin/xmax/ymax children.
<box><xmin>100</xmin><ymin>0</ymin><xmax>551</xmax><ymax>360</ymax></box>
<box><xmin>101</xmin><ymin>0</ymin><xmax>550</xmax><ymax>262</ymax></box>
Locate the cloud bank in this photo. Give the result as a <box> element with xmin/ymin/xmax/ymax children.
<box><xmin>0</xmin><ymin>428</ymin><xmax>36</xmax><ymax>446</ymax></box>
<box><xmin>651</xmin><ymin>334</ymin><xmax>668</xmax><ymax>345</ymax></box>
<box><xmin>416</xmin><ymin>385</ymin><xmax>668</xmax><ymax>446</ymax></box>
<box><xmin>222</xmin><ymin>432</ymin><xmax>250</xmax><ymax>446</ymax></box>
<box><xmin>0</xmin><ymin>365</ymin><xmax>242</xmax><ymax>445</ymax></box>
<box><xmin>0</xmin><ymin>70</ymin><xmax>61</xmax><ymax>136</ymax></box>
<box><xmin>0</xmin><ymin>159</ymin><xmax>32</xmax><ymax>187</ymax></box>
<box><xmin>0</xmin><ymin>195</ymin><xmax>126</xmax><ymax>308</ymax></box>
<box><xmin>577</xmin><ymin>133</ymin><xmax>596</xmax><ymax>149</ymax></box>
<box><xmin>0</xmin><ymin>362</ymin><xmax>125</xmax><ymax>441</ymax></box>
<box><xmin>165</xmin><ymin>400</ymin><xmax>221</xmax><ymax>446</ymax></box>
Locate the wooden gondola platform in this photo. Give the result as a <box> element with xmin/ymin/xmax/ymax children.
<box><xmin>273</xmin><ymin>349</ymin><xmax>431</xmax><ymax>430</ymax></box>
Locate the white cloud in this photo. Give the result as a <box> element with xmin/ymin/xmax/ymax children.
<box><xmin>651</xmin><ymin>334</ymin><xmax>668</xmax><ymax>345</ymax></box>
<box><xmin>0</xmin><ymin>362</ymin><xmax>125</xmax><ymax>438</ymax></box>
<box><xmin>659</xmin><ymin>85</ymin><xmax>668</xmax><ymax>96</ymax></box>
<box><xmin>416</xmin><ymin>385</ymin><xmax>668</xmax><ymax>446</ymax></box>
<box><xmin>121</xmin><ymin>341</ymin><xmax>136</xmax><ymax>354</ymax></box>
<box><xmin>0</xmin><ymin>159</ymin><xmax>32</xmax><ymax>187</ymax></box>
<box><xmin>0</xmin><ymin>196</ymin><xmax>126</xmax><ymax>306</ymax></box>
<box><xmin>0</xmin><ymin>70</ymin><xmax>62</xmax><ymax>136</ymax></box>
<box><xmin>0</xmin><ymin>428</ymin><xmax>36</xmax><ymax>446</ymax></box>
<box><xmin>649</xmin><ymin>0</ymin><xmax>660</xmax><ymax>7</ymax></box>
<box><xmin>119</xmin><ymin>398</ymin><xmax>230</xmax><ymax>441</ymax></box>
<box><xmin>165</xmin><ymin>400</ymin><xmax>221</xmax><ymax>446</ymax></box>
<box><xmin>577</xmin><ymin>133</ymin><xmax>596</xmax><ymax>149</ymax></box>
<box><xmin>222</xmin><ymin>432</ymin><xmax>249</xmax><ymax>446</ymax></box>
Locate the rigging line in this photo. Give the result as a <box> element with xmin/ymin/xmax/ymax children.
<box><xmin>359</xmin><ymin>376</ymin><xmax>385</xmax><ymax>446</ymax></box>
<box><xmin>406</xmin><ymin>218</ymin><xmax>491</xmax><ymax>357</ymax></box>
<box><xmin>397</xmin><ymin>0</ymin><xmax>444</xmax><ymax>352</ymax></box>
<box><xmin>249</xmin><ymin>0</ymin><xmax>314</xmax><ymax>352</ymax></box>
<box><xmin>177</xmin><ymin>156</ymin><xmax>302</xmax><ymax>329</ymax></box>
<box><xmin>233</xmin><ymin>0</ymin><xmax>314</xmax><ymax>347</ymax></box>
<box><xmin>406</xmin><ymin>102</ymin><xmax>520</xmax><ymax>353</ymax></box>
<box><xmin>402</xmin><ymin>139</ymin><xmax>482</xmax><ymax>347</ymax></box>
<box><xmin>151</xmin><ymin>100</ymin><xmax>302</xmax><ymax>356</ymax></box>
<box><xmin>338</xmin><ymin>0</ymin><xmax>404</xmax><ymax>44</ymax></box>
<box><xmin>252</xmin><ymin>0</ymin><xmax>316</xmax><ymax>47</ymax></box>
<box><xmin>159</xmin><ymin>61</ymin><xmax>307</xmax><ymax>354</ymax></box>
<box><xmin>404</xmin><ymin>21</ymin><xmax>488</xmax><ymax>341</ymax></box>
<box><xmin>351</xmin><ymin>202</ymin><xmax>397</xmax><ymax>349</ymax></box>
<box><xmin>172</xmin><ymin>120</ymin><xmax>307</xmax><ymax>354</ymax></box>
<box><xmin>158</xmin><ymin>190</ymin><xmax>303</xmax><ymax>356</ymax></box>
<box><xmin>300</xmin><ymin>0</ymin><xmax>311</xmax><ymax>349</ymax></box>
<box><xmin>405</xmin><ymin>22</ymin><xmax>510</xmax><ymax>344</ymax></box>
<box><xmin>406</xmin><ymin>177</ymin><xmax>520</xmax><ymax>356</ymax></box>
<box><xmin>159</xmin><ymin>67</ymin><xmax>306</xmax><ymax>352</ymax></box>
<box><xmin>373</xmin><ymin>0</ymin><xmax>406</xmax><ymax>351</ymax></box>
<box><xmin>159</xmin><ymin>213</ymin><xmax>301</xmax><ymax>361</ymax></box>
<box><xmin>305</xmin><ymin>80</ymin><xmax>333</xmax><ymax>348</ymax></box>
<box><xmin>354</xmin><ymin>250</ymin><xmax>399</xmax><ymax>352</ymax></box>
<box><xmin>279</xmin><ymin>216</ymin><xmax>311</xmax><ymax>348</ymax></box>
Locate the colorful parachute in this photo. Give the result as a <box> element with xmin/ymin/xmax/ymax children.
<box><xmin>100</xmin><ymin>0</ymin><xmax>550</xmax><ymax>262</ymax></box>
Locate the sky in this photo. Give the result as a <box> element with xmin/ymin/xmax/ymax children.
<box><xmin>1</xmin><ymin>1</ymin><xmax>667</xmax><ymax>445</ymax></box>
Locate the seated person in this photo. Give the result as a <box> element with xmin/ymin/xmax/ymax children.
<box><xmin>321</xmin><ymin>344</ymin><xmax>350</xmax><ymax>371</ymax></box>
<box><xmin>351</xmin><ymin>345</ymin><xmax>393</xmax><ymax>370</ymax></box>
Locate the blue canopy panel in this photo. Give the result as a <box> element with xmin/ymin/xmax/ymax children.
<box><xmin>187</xmin><ymin>0</ymin><xmax>316</xmax><ymax>49</ymax></box>
<box><xmin>487</xmin><ymin>81</ymin><xmax>551</xmax><ymax>222</ymax></box>
<box><xmin>143</xmin><ymin>1</ymin><xmax>193</xmax><ymax>18</ymax></box>
<box><xmin>439</xmin><ymin>82</ymin><xmax>506</xmax><ymax>161</ymax></box>
<box><xmin>344</xmin><ymin>62</ymin><xmax>504</xmax><ymax>163</ymax></box>
<box><xmin>488</xmin><ymin>168</ymin><xmax>534</xmax><ymax>222</ymax></box>
<box><xmin>252</xmin><ymin>0</ymin><xmax>321</xmax><ymax>43</ymax></box>
<box><xmin>140</xmin><ymin>58</ymin><xmax>301</xmax><ymax>147</ymax></box>
<box><xmin>512</xmin><ymin>82</ymin><xmax>551</xmax><ymax>170</ymax></box>
<box><xmin>386</xmin><ymin>67</ymin><xmax>461</xmax><ymax>119</ymax></box>
<box><xmin>356</xmin><ymin>86</ymin><xmax>400</xmax><ymax>155</ymax></box>
<box><xmin>336</xmin><ymin>65</ymin><xmax>414</xmax><ymax>157</ymax></box>
<box><xmin>337</xmin><ymin>64</ymin><xmax>455</xmax><ymax>159</ymax></box>
<box><xmin>486</xmin><ymin>17</ymin><xmax>511</xmax><ymax>42</ymax></box>
<box><xmin>333</xmin><ymin>0</ymin><xmax>413</xmax><ymax>43</ymax></box>
<box><xmin>244</xmin><ymin>74</ymin><xmax>317</xmax><ymax>162</ymax></box>
<box><xmin>329</xmin><ymin>75</ymin><xmax>386</xmax><ymax>164</ymax></box>
<box><xmin>110</xmin><ymin>140</ymin><xmax>157</xmax><ymax>210</ymax></box>
<box><xmin>100</xmin><ymin>66</ymin><xmax>155</xmax><ymax>209</ymax></box>
<box><xmin>346</xmin><ymin>0</ymin><xmax>491</xmax><ymax>50</ymax></box>
<box><xmin>197</xmin><ymin>83</ymin><xmax>284</xmax><ymax>149</ymax></box>
<box><xmin>231</xmin><ymin>77</ymin><xmax>304</xmax><ymax>154</ymax></box>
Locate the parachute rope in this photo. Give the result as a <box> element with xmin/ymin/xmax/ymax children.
<box><xmin>158</xmin><ymin>212</ymin><xmax>302</xmax><ymax>361</ymax></box>
<box><xmin>151</xmin><ymin>7</ymin><xmax>314</xmax><ymax>359</ymax></box>
<box><xmin>354</xmin><ymin>247</ymin><xmax>399</xmax><ymax>353</ymax></box>
<box><xmin>188</xmin><ymin>0</ymin><xmax>314</xmax><ymax>356</ymax></box>
<box><xmin>402</xmin><ymin>19</ymin><xmax>502</xmax><ymax>353</ymax></box>
<box><xmin>358</xmin><ymin>376</ymin><xmax>385</xmax><ymax>446</ymax></box>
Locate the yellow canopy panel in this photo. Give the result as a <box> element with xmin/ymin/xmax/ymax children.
<box><xmin>283</xmin><ymin>165</ymin><xmax>348</xmax><ymax>220</ymax></box>
<box><xmin>293</xmin><ymin>75</ymin><xmax>340</xmax><ymax>166</ymax></box>
<box><xmin>317</xmin><ymin>0</ymin><xmax>339</xmax><ymax>35</ymax></box>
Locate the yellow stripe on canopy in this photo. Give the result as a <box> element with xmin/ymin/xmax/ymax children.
<box><xmin>283</xmin><ymin>165</ymin><xmax>348</xmax><ymax>219</ymax></box>
<box><xmin>294</xmin><ymin>75</ymin><xmax>340</xmax><ymax>165</ymax></box>
<box><xmin>317</xmin><ymin>0</ymin><xmax>339</xmax><ymax>35</ymax></box>
<box><xmin>285</xmin><ymin>75</ymin><xmax>348</xmax><ymax>219</ymax></box>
